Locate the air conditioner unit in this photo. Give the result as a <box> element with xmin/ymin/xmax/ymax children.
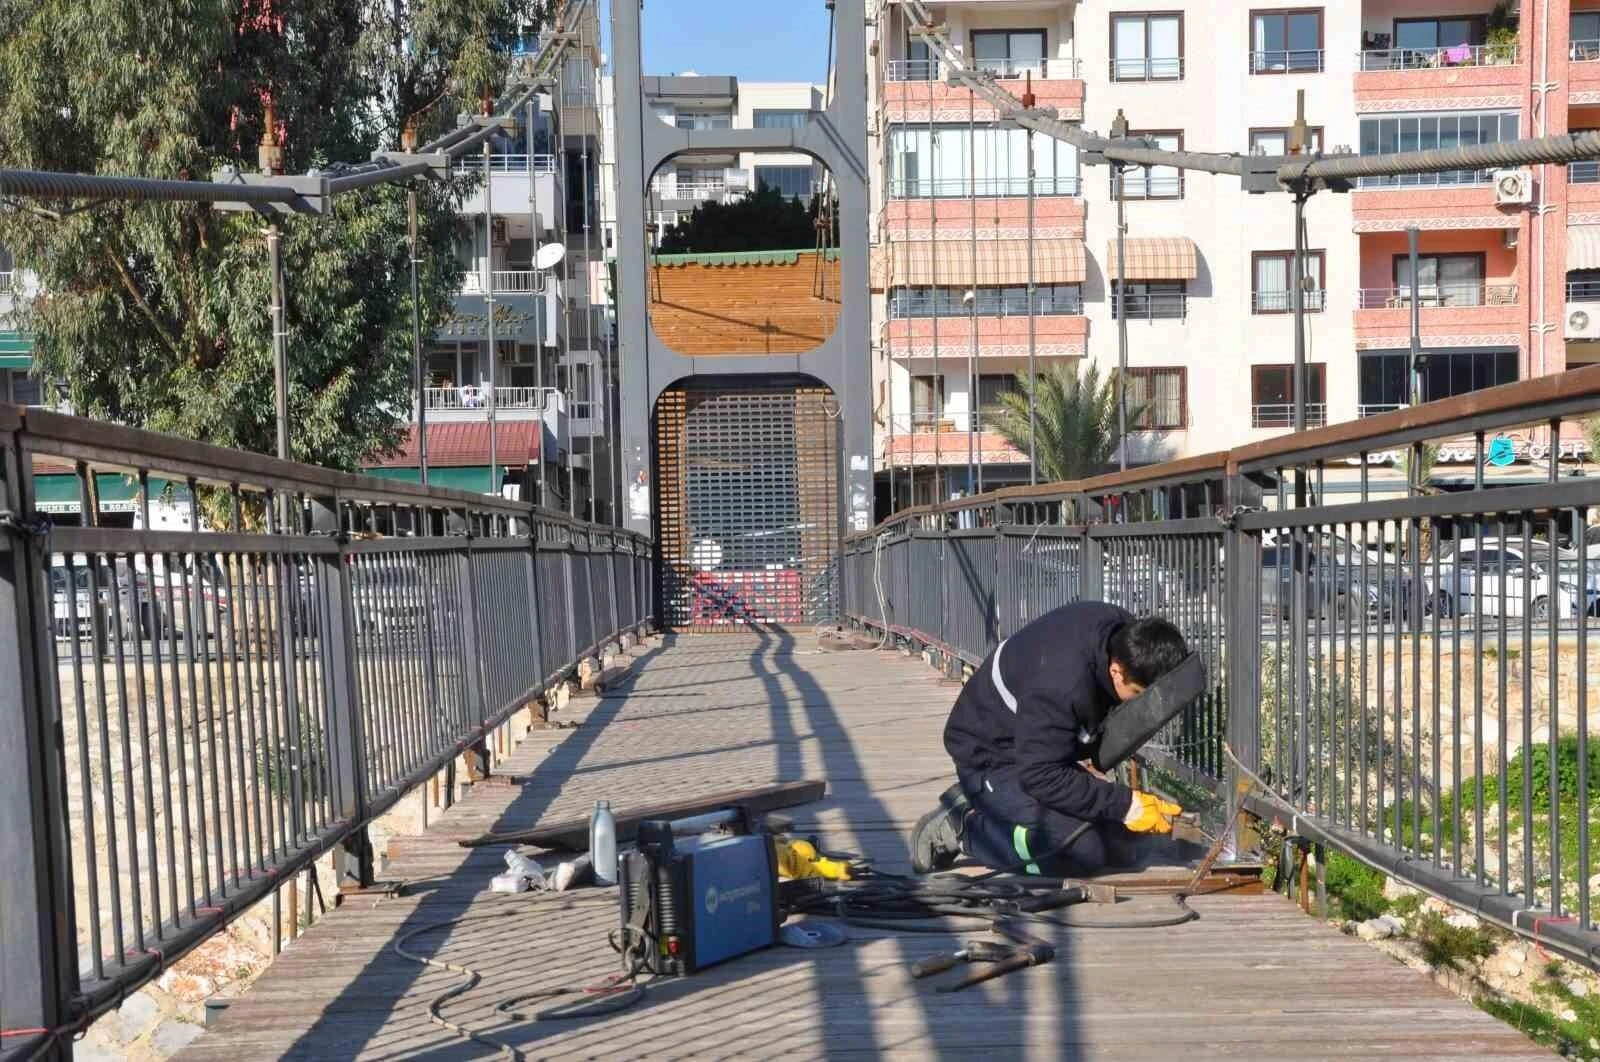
<box><xmin>1569</xmin><ymin>307</ymin><xmax>1600</xmax><ymax>338</ymax></box>
<box><xmin>1494</xmin><ymin>168</ymin><xmax>1533</xmax><ymax>205</ymax></box>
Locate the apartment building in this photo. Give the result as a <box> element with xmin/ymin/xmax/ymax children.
<box><xmin>870</xmin><ymin>0</ymin><xmax>1597</xmax><ymax>506</ymax></box>
<box><xmin>641</xmin><ymin>75</ymin><xmax>827</xmax><ymax>240</ymax></box>
<box><xmin>375</xmin><ymin>10</ymin><xmax>621</xmax><ymax>520</ymax></box>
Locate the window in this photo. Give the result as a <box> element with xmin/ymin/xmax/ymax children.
<box><xmin>1358</xmin><ymin>112</ymin><xmax>1519</xmax><ymax>187</ymax></box>
<box><xmin>1251</xmin><ymin>364</ymin><xmax>1326</xmax><ymax>427</ymax></box>
<box><xmin>1251</xmin><ymin>9</ymin><xmax>1324</xmax><ymax>73</ymax></box>
<box><xmin>1111</xmin><ymin>13</ymin><xmax>1183</xmax><ymax>81</ymax></box>
<box><xmin>1358</xmin><ymin>349</ymin><xmax>1518</xmax><ymax>407</ymax></box>
<box><xmin>889</xmin><ymin>125</ymin><xmax>1079</xmax><ymax>197</ymax></box>
<box><xmin>892</xmin><ymin>33</ymin><xmax>938</xmax><ymax>81</ymax></box>
<box><xmin>1391</xmin><ymin>252</ymin><xmax>1487</xmax><ymax>305</ymax></box>
<box><xmin>674</xmin><ymin>110</ymin><xmax>731</xmax><ymax>130</ymax></box>
<box><xmin>754</xmin><ymin>165</ymin><xmax>817</xmax><ymax>199</ymax></box>
<box><xmin>971</xmin><ymin>29</ymin><xmax>1047</xmax><ymax>78</ymax></box>
<box><xmin>888</xmin><ymin>285</ymin><xmax>1084</xmax><ymax>318</ymax></box>
<box><xmin>976</xmin><ymin>374</ymin><xmax>1021</xmax><ymax>416</ymax></box>
<box><xmin>1113</xmin><ymin>281</ymin><xmax>1186</xmax><ymax>320</ymax></box>
<box><xmin>1122</xmin><ymin>367</ymin><xmax>1187</xmax><ymax>430</ymax></box>
<box><xmin>1252</xmin><ymin>250</ymin><xmax>1325</xmax><ymax>313</ymax></box>
<box><xmin>1249</xmin><ymin>126</ymin><xmax>1324</xmax><ymax>155</ymax></box>
<box><xmin>752</xmin><ymin>109</ymin><xmax>811</xmax><ymax>129</ymax></box>
<box><xmin>1576</xmin><ymin>12</ymin><xmax>1600</xmax><ymax>59</ymax></box>
<box><xmin>1394</xmin><ymin>16</ymin><xmax>1485</xmax><ymax>50</ymax></box>
<box><xmin>911</xmin><ymin>375</ymin><xmax>946</xmax><ymax>423</ymax></box>
<box><xmin>1114</xmin><ymin>132</ymin><xmax>1182</xmax><ymax>199</ymax></box>
<box><xmin>1570</xmin><ymin>267</ymin><xmax>1600</xmax><ymax>301</ymax></box>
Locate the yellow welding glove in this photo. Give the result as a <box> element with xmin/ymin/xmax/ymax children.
<box><xmin>776</xmin><ymin>837</ymin><xmax>852</xmax><ymax>881</ymax></box>
<box><xmin>1123</xmin><ymin>791</ymin><xmax>1183</xmax><ymax>834</ymax></box>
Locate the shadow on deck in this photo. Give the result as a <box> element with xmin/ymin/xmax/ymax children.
<box><xmin>178</xmin><ymin>631</ymin><xmax>1546</xmax><ymax>1060</ymax></box>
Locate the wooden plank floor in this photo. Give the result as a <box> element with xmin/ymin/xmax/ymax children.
<box><xmin>181</xmin><ymin>632</ymin><xmax>1548</xmax><ymax>1060</ymax></box>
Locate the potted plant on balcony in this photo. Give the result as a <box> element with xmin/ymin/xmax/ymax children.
<box><xmin>1485</xmin><ymin>2</ymin><xmax>1519</xmax><ymax>66</ymax></box>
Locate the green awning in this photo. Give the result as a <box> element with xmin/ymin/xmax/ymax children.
<box><xmin>650</xmin><ymin>248</ymin><xmax>839</xmax><ymax>268</ymax></box>
<box><xmin>362</xmin><ymin>466</ymin><xmax>504</xmax><ymax>493</ymax></box>
<box><xmin>31</xmin><ymin>473</ymin><xmax>149</xmax><ymax>515</ymax></box>
<box><xmin>0</xmin><ymin>330</ymin><xmax>32</xmax><ymax>370</ymax></box>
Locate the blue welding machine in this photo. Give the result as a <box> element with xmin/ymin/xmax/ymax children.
<box><xmin>617</xmin><ymin>815</ymin><xmax>779</xmax><ymax>975</ymax></box>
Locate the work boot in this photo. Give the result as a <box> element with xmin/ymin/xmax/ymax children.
<box><xmin>910</xmin><ymin>782</ymin><xmax>971</xmax><ymax>874</ymax></box>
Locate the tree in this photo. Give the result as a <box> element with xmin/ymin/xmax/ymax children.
<box><xmin>0</xmin><ymin>0</ymin><xmax>538</xmax><ymax>470</ymax></box>
<box><xmin>989</xmin><ymin>362</ymin><xmax>1145</xmax><ymax>482</ymax></box>
<box><xmin>657</xmin><ymin>183</ymin><xmax>838</xmax><ymax>254</ymax></box>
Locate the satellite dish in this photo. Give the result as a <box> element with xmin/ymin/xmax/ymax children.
<box><xmin>534</xmin><ymin>243</ymin><xmax>567</xmax><ymax>271</ymax></box>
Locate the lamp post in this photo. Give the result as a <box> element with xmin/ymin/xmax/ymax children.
<box><xmin>260</xmin><ymin>101</ymin><xmax>289</xmax><ymax>469</ymax></box>
<box><xmin>403</xmin><ymin>121</ymin><xmax>428</xmax><ymax>485</ymax></box>
<box><xmin>1110</xmin><ymin>109</ymin><xmax>1130</xmax><ymax>474</ymax></box>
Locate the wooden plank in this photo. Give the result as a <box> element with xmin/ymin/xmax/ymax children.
<box><xmin>457</xmin><ymin>778</ymin><xmax>827</xmax><ymax>849</ymax></box>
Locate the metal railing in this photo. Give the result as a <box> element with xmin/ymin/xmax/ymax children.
<box><xmin>1569</xmin><ymin>279</ymin><xmax>1600</xmax><ymax>302</ymax></box>
<box><xmin>1573</xmin><ymin>39</ymin><xmax>1600</xmax><ymax>61</ymax></box>
<box><xmin>1253</xmin><ymin>289</ymin><xmax>1327</xmax><ymax>313</ymax></box>
<box><xmin>1570</xmin><ymin>160</ymin><xmax>1600</xmax><ymax>184</ymax></box>
<box><xmin>1358</xmin><ymin>402</ymin><xmax>1408</xmax><ymax>417</ymax></box>
<box><xmin>1109</xmin><ymin>56</ymin><xmax>1184</xmax><ymax>81</ymax></box>
<box><xmin>846</xmin><ymin>366</ymin><xmax>1600</xmax><ymax>972</ymax></box>
<box><xmin>1357</xmin><ymin>282</ymin><xmax>1519</xmax><ymax>309</ymax></box>
<box><xmin>888</xmin><ymin>175</ymin><xmax>1082</xmax><ymax>198</ymax></box>
<box><xmin>1250</xmin><ymin>49</ymin><xmax>1325</xmax><ymax>74</ymax></box>
<box><xmin>1112</xmin><ymin>292</ymin><xmax>1188</xmax><ymax>320</ymax></box>
<box><xmin>449</xmin><ymin>153</ymin><xmax>558</xmax><ymax>175</ymax></box>
<box><xmin>657</xmin><ymin>178</ymin><xmax>731</xmax><ymax>201</ymax></box>
<box><xmin>1252</xmin><ymin>402</ymin><xmax>1327</xmax><ymax>428</ymax></box>
<box><xmin>459</xmin><ymin>270</ymin><xmax>546</xmax><ymax>295</ymax></box>
<box><xmin>888</xmin><ymin>290</ymin><xmax>1085</xmax><ymax>319</ymax></box>
<box><xmin>1</xmin><ymin>405</ymin><xmax>653</xmax><ymax>1053</ymax></box>
<box><xmin>1116</xmin><ymin>172</ymin><xmax>1183</xmax><ymax>199</ymax></box>
<box><xmin>1358</xmin><ymin>44</ymin><xmax>1520</xmax><ymax>70</ymax></box>
<box><xmin>0</xmin><ymin>269</ymin><xmax>13</xmax><ymax>292</ymax></box>
<box><xmin>1356</xmin><ymin>168</ymin><xmax>1498</xmax><ymax>189</ymax></box>
<box><xmin>423</xmin><ymin>385</ymin><xmax>559</xmax><ymax>412</ymax></box>
<box><xmin>973</xmin><ymin>56</ymin><xmax>1079</xmax><ymax>79</ymax></box>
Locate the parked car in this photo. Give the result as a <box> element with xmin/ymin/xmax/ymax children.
<box><xmin>1429</xmin><ymin>537</ymin><xmax>1600</xmax><ymax>620</ymax></box>
<box><xmin>48</xmin><ymin>555</ymin><xmax>109</xmax><ymax>638</ymax></box>
<box><xmin>351</xmin><ymin>555</ymin><xmax>428</xmax><ymax>636</ymax></box>
<box><xmin>113</xmin><ymin>554</ymin><xmax>231</xmax><ymax>640</ymax></box>
<box><xmin>1261</xmin><ymin>542</ymin><xmax>1414</xmax><ymax>624</ymax></box>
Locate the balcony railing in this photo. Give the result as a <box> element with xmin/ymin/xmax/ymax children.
<box><xmin>1356</xmin><ymin>168</ymin><xmax>1496</xmax><ymax>188</ymax></box>
<box><xmin>0</xmin><ymin>271</ymin><xmax>12</xmax><ymax>292</ymax></box>
<box><xmin>975</xmin><ymin>56</ymin><xmax>1079</xmax><ymax>79</ymax></box>
<box><xmin>423</xmin><ymin>385</ymin><xmax>559</xmax><ymax>412</ymax></box>
<box><xmin>1572</xmin><ymin>39</ymin><xmax>1600</xmax><ymax>61</ymax></box>
<box><xmin>1571</xmin><ymin>160</ymin><xmax>1600</xmax><ymax>184</ymax></box>
<box><xmin>1109</xmin><ymin>56</ymin><xmax>1184</xmax><ymax>82</ymax></box>
<box><xmin>1357</xmin><ymin>402</ymin><xmax>1407</xmax><ymax>417</ymax></box>
<box><xmin>1249</xmin><ymin>49</ymin><xmax>1325</xmax><ymax>74</ymax></box>
<box><xmin>656</xmin><ymin>178</ymin><xmax>731</xmax><ymax>201</ymax></box>
<box><xmin>1356</xmin><ymin>282</ymin><xmax>1518</xmax><ymax>309</ymax></box>
<box><xmin>887</xmin><ymin>411</ymin><xmax>1014</xmax><ymax>437</ymax></box>
<box><xmin>450</xmin><ymin>153</ymin><xmax>557</xmax><ymax>175</ymax></box>
<box><xmin>1252</xmin><ymin>289</ymin><xmax>1327</xmax><ymax>313</ymax></box>
<box><xmin>1568</xmin><ymin>279</ymin><xmax>1600</xmax><ymax>301</ymax></box>
<box><xmin>1111</xmin><ymin>293</ymin><xmax>1188</xmax><ymax>320</ymax></box>
<box><xmin>1358</xmin><ymin>44</ymin><xmax>1520</xmax><ymax>70</ymax></box>
<box><xmin>889</xmin><ymin>175</ymin><xmax>1082</xmax><ymax>198</ymax></box>
<box><xmin>888</xmin><ymin>292</ymin><xmax>1084</xmax><ymax>319</ymax></box>
<box><xmin>1252</xmin><ymin>403</ymin><xmax>1327</xmax><ymax>429</ymax></box>
<box><xmin>459</xmin><ymin>270</ymin><xmax>546</xmax><ymax>295</ymax></box>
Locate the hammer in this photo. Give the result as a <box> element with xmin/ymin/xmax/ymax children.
<box><xmin>937</xmin><ymin>920</ymin><xmax>1055</xmax><ymax>992</ymax></box>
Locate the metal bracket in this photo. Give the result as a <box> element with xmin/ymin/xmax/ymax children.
<box><xmin>366</xmin><ymin>151</ymin><xmax>453</xmax><ymax>179</ymax></box>
<box><xmin>207</xmin><ymin>168</ymin><xmax>329</xmax><ymax>214</ymax></box>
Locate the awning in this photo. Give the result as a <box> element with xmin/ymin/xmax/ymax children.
<box><xmin>1104</xmin><ymin>236</ymin><xmax>1199</xmax><ymax>281</ymax></box>
<box><xmin>370</xmin><ymin>421</ymin><xmax>541</xmax><ymax>469</ymax></box>
<box><xmin>1569</xmin><ymin>225</ymin><xmax>1600</xmax><ymax>272</ymax></box>
<box><xmin>31</xmin><ymin>473</ymin><xmax>147</xmax><ymax>515</ymax></box>
<box><xmin>0</xmin><ymin>331</ymin><xmax>33</xmax><ymax>370</ymax></box>
<box><xmin>362</xmin><ymin>466</ymin><xmax>503</xmax><ymax>493</ymax></box>
<box><xmin>873</xmin><ymin>238</ymin><xmax>1087</xmax><ymax>288</ymax></box>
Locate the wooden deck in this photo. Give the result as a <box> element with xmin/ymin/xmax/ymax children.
<box><xmin>181</xmin><ymin>631</ymin><xmax>1547</xmax><ymax>1060</ymax></box>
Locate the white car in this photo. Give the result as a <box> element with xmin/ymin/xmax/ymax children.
<box><xmin>1429</xmin><ymin>538</ymin><xmax>1600</xmax><ymax>620</ymax></box>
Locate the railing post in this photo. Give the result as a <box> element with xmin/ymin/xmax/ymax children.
<box><xmin>524</xmin><ymin>515</ymin><xmax>546</xmax><ymax>691</ymax></box>
<box><xmin>309</xmin><ymin>495</ymin><xmax>372</xmax><ymax>889</ymax></box>
<box><xmin>1080</xmin><ymin>494</ymin><xmax>1105</xmax><ymax>603</ymax></box>
<box><xmin>0</xmin><ymin>424</ymin><xmax>77</xmax><ymax>1059</ymax></box>
<box><xmin>457</xmin><ymin>515</ymin><xmax>490</xmax><ymax>782</ymax></box>
<box><xmin>1223</xmin><ymin>470</ymin><xmax>1264</xmax><ymax>848</ymax></box>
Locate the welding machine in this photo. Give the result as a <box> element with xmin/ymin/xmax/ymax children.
<box><xmin>616</xmin><ymin>811</ymin><xmax>780</xmax><ymax>975</ymax></box>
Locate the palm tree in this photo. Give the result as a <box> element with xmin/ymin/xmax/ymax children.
<box><xmin>989</xmin><ymin>362</ymin><xmax>1146</xmax><ymax>482</ymax></box>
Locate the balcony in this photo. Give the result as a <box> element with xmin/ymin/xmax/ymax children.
<box><xmin>459</xmin><ymin>270</ymin><xmax>546</xmax><ymax>296</ymax></box>
<box><xmin>1111</xmin><ymin>293</ymin><xmax>1188</xmax><ymax>321</ymax></box>
<box><xmin>884</xmin><ymin>312</ymin><xmax>1088</xmax><ymax>361</ymax></box>
<box><xmin>1252</xmin><ymin>289</ymin><xmax>1327</xmax><ymax>314</ymax></box>
<box><xmin>1108</xmin><ymin>57</ymin><xmax>1184</xmax><ymax>83</ymax></box>
<box><xmin>1573</xmin><ymin>37</ymin><xmax>1600</xmax><ymax>97</ymax></box>
<box><xmin>1354</xmin><ymin>41</ymin><xmax>1524</xmax><ymax>111</ymax></box>
<box><xmin>451</xmin><ymin>153</ymin><xmax>557</xmax><ymax>175</ymax></box>
<box><xmin>1354</xmin><ymin>282</ymin><xmax>1523</xmax><ymax>347</ymax></box>
<box><xmin>883</xmin><ymin>56</ymin><xmax>1083</xmax><ymax>122</ymax></box>
<box><xmin>455</xmin><ymin>158</ymin><xmax>557</xmax><ymax>225</ymax></box>
<box><xmin>883</xmin><ymin>412</ymin><xmax>1027</xmax><ymax>468</ymax></box>
<box><xmin>1249</xmin><ymin>49</ymin><xmax>1325</xmax><ymax>74</ymax></box>
<box><xmin>1351</xmin><ymin>178</ymin><xmax>1511</xmax><ymax>230</ymax></box>
<box><xmin>889</xmin><ymin>175</ymin><xmax>1081</xmax><ymax>200</ymax></box>
<box><xmin>1252</xmin><ymin>403</ymin><xmax>1327</xmax><ymax>429</ymax></box>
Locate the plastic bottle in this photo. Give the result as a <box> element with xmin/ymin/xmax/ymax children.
<box><xmin>590</xmin><ymin>800</ymin><xmax>618</xmax><ymax>885</ymax></box>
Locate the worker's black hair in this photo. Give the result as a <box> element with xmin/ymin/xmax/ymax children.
<box><xmin>1106</xmin><ymin>617</ymin><xmax>1189</xmax><ymax>687</ymax></box>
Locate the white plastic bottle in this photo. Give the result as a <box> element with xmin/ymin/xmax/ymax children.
<box><xmin>590</xmin><ymin>800</ymin><xmax>618</xmax><ymax>885</ymax></box>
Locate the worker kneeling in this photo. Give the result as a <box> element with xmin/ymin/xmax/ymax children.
<box><xmin>911</xmin><ymin>602</ymin><xmax>1188</xmax><ymax>877</ymax></box>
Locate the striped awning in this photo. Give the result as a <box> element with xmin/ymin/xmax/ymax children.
<box><xmin>1104</xmin><ymin>236</ymin><xmax>1199</xmax><ymax>281</ymax></box>
<box><xmin>872</xmin><ymin>238</ymin><xmax>1086</xmax><ymax>288</ymax></box>
<box><xmin>1569</xmin><ymin>225</ymin><xmax>1600</xmax><ymax>272</ymax></box>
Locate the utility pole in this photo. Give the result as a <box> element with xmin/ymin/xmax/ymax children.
<box><xmin>528</xmin><ymin>97</ymin><xmax>544</xmax><ymax>507</ymax></box>
<box><xmin>1111</xmin><ymin>111</ymin><xmax>1130</xmax><ymax>474</ymax></box>
<box><xmin>483</xmin><ymin>134</ymin><xmax>499</xmax><ymax>496</ymax></box>
<box><xmin>404</xmin><ymin>121</ymin><xmax>428</xmax><ymax>485</ymax></box>
<box><xmin>261</xmin><ymin>101</ymin><xmax>290</xmax><ymax>467</ymax></box>
<box><xmin>1407</xmin><ymin>224</ymin><xmax>1423</xmax><ymax>410</ymax></box>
